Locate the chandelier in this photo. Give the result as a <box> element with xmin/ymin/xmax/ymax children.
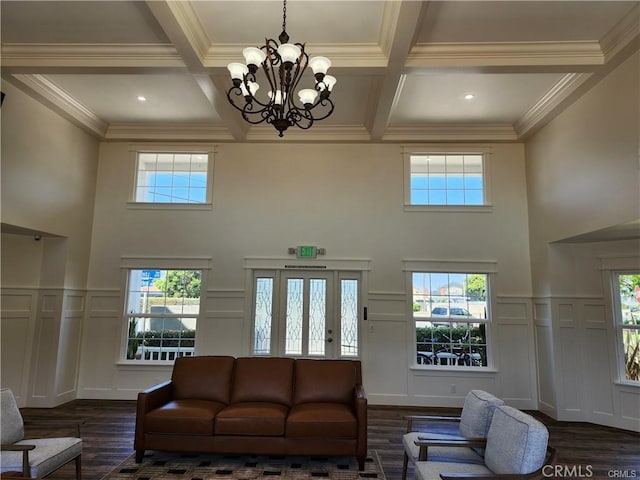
<box><xmin>226</xmin><ymin>0</ymin><xmax>336</xmax><ymax>137</ymax></box>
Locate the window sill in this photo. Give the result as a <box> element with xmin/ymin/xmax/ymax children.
<box><xmin>127</xmin><ymin>202</ymin><xmax>213</xmax><ymax>211</ymax></box>
<box><xmin>116</xmin><ymin>361</ymin><xmax>175</xmax><ymax>368</ymax></box>
<box><xmin>614</xmin><ymin>380</ymin><xmax>640</xmax><ymax>389</ymax></box>
<box><xmin>410</xmin><ymin>365</ymin><xmax>498</xmax><ymax>374</ymax></box>
<box><xmin>404</xmin><ymin>205</ymin><xmax>493</xmax><ymax>213</ymax></box>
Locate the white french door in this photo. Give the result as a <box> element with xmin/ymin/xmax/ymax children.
<box><xmin>251</xmin><ymin>270</ymin><xmax>360</xmax><ymax>358</ymax></box>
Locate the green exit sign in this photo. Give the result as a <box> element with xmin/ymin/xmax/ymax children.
<box><xmin>297</xmin><ymin>246</ymin><xmax>317</xmax><ymax>259</ymax></box>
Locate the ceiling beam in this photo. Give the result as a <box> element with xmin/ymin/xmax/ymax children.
<box><xmin>145</xmin><ymin>0</ymin><xmax>248</xmax><ymax>140</ymax></box>
<box><xmin>368</xmin><ymin>1</ymin><xmax>426</xmax><ymax>140</ymax></box>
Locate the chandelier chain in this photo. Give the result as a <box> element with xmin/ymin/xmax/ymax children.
<box><xmin>282</xmin><ymin>0</ymin><xmax>287</xmax><ymax>33</ymax></box>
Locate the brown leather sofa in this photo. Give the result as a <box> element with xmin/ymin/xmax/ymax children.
<box><xmin>134</xmin><ymin>356</ymin><xmax>368</xmax><ymax>469</ymax></box>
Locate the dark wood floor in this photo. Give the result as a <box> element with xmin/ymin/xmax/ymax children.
<box><xmin>18</xmin><ymin>400</ymin><xmax>640</xmax><ymax>480</ymax></box>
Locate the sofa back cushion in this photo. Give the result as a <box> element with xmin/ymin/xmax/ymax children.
<box><xmin>484</xmin><ymin>406</ymin><xmax>549</xmax><ymax>474</ymax></box>
<box><xmin>459</xmin><ymin>389</ymin><xmax>504</xmax><ymax>438</ymax></box>
<box><xmin>172</xmin><ymin>356</ymin><xmax>235</xmax><ymax>404</ymax></box>
<box><xmin>294</xmin><ymin>359</ymin><xmax>359</xmax><ymax>405</ymax></box>
<box><xmin>232</xmin><ymin>357</ymin><xmax>295</xmax><ymax>406</ymax></box>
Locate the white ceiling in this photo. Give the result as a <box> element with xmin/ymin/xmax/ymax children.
<box><xmin>1</xmin><ymin>0</ymin><xmax>638</xmax><ymax>142</ymax></box>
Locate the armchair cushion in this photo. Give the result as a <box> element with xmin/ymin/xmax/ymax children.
<box><xmin>0</xmin><ymin>437</ymin><xmax>82</xmax><ymax>478</ymax></box>
<box><xmin>0</xmin><ymin>389</ymin><xmax>24</xmax><ymax>444</ymax></box>
<box><xmin>484</xmin><ymin>406</ymin><xmax>548</xmax><ymax>475</ymax></box>
<box><xmin>415</xmin><ymin>460</ymin><xmax>493</xmax><ymax>480</ymax></box>
<box><xmin>458</xmin><ymin>390</ymin><xmax>504</xmax><ymax>439</ymax></box>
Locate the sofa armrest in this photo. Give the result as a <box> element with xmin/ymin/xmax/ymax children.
<box><xmin>354</xmin><ymin>384</ymin><xmax>367</xmax><ymax>466</ymax></box>
<box><xmin>134</xmin><ymin>380</ymin><xmax>173</xmax><ymax>450</ymax></box>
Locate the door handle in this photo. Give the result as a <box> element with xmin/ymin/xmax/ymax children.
<box><xmin>326</xmin><ymin>338</ymin><xmax>333</xmax><ymax>343</ymax></box>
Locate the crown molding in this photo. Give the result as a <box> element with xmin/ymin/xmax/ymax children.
<box><xmin>0</xmin><ymin>43</ymin><xmax>185</xmax><ymax>70</ymax></box>
<box><xmin>205</xmin><ymin>43</ymin><xmax>387</xmax><ymax>69</ymax></box>
<box><xmin>382</xmin><ymin>124</ymin><xmax>518</xmax><ymax>142</ymax></box>
<box><xmin>246</xmin><ymin>125</ymin><xmax>371</xmax><ymax>142</ymax></box>
<box><xmin>105</xmin><ymin>124</ymin><xmax>234</xmax><ymax>141</ymax></box>
<box><xmin>406</xmin><ymin>41</ymin><xmax>604</xmax><ymax>68</ymax></box>
<box><xmin>9</xmin><ymin>73</ymin><xmax>108</xmax><ymax>137</ymax></box>
<box><xmin>514</xmin><ymin>72</ymin><xmax>592</xmax><ymax>139</ymax></box>
<box><xmin>600</xmin><ymin>3</ymin><xmax>640</xmax><ymax>63</ymax></box>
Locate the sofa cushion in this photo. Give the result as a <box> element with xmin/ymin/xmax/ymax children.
<box><xmin>172</xmin><ymin>356</ymin><xmax>235</xmax><ymax>404</ymax></box>
<box><xmin>484</xmin><ymin>406</ymin><xmax>549</xmax><ymax>475</ymax></box>
<box><xmin>145</xmin><ymin>399</ymin><xmax>225</xmax><ymax>435</ymax></box>
<box><xmin>287</xmin><ymin>403</ymin><xmax>357</xmax><ymax>438</ymax></box>
<box><xmin>215</xmin><ymin>402</ymin><xmax>289</xmax><ymax>436</ymax></box>
<box><xmin>231</xmin><ymin>357</ymin><xmax>294</xmax><ymax>406</ymax></box>
<box><xmin>294</xmin><ymin>359</ymin><xmax>357</xmax><ymax>405</ymax></box>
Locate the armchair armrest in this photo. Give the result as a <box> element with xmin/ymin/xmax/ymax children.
<box><xmin>441</xmin><ymin>474</ymin><xmax>530</xmax><ymax>480</ymax></box>
<box><xmin>23</xmin><ymin>417</ymin><xmax>86</xmax><ymax>437</ymax></box>
<box><xmin>1</xmin><ymin>443</ymin><xmax>35</xmax><ymax>474</ymax></box>
<box><xmin>414</xmin><ymin>437</ymin><xmax>487</xmax><ymax>461</ymax></box>
<box><xmin>437</xmin><ymin>446</ymin><xmax>558</xmax><ymax>480</ymax></box>
<box><xmin>404</xmin><ymin>414</ymin><xmax>462</xmax><ymax>431</ymax></box>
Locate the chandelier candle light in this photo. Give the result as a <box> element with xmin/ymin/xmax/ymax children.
<box><xmin>226</xmin><ymin>0</ymin><xmax>336</xmax><ymax>137</ymax></box>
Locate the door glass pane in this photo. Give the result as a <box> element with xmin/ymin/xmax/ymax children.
<box><xmin>308</xmin><ymin>279</ymin><xmax>327</xmax><ymax>355</ymax></box>
<box><xmin>341</xmin><ymin>279</ymin><xmax>359</xmax><ymax>356</ymax></box>
<box><xmin>253</xmin><ymin>277</ymin><xmax>273</xmax><ymax>355</ymax></box>
<box><xmin>285</xmin><ymin>279</ymin><xmax>304</xmax><ymax>355</ymax></box>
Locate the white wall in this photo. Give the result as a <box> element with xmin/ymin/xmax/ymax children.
<box><xmin>1</xmin><ymin>80</ymin><xmax>99</xmax><ymax>406</ymax></box>
<box><xmin>525</xmin><ymin>52</ymin><xmax>640</xmax><ymax>430</ymax></box>
<box><xmin>79</xmin><ymin>140</ymin><xmax>538</xmax><ymax>408</ymax></box>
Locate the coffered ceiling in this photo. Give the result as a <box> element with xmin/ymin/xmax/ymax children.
<box><xmin>1</xmin><ymin>1</ymin><xmax>638</xmax><ymax>142</ymax></box>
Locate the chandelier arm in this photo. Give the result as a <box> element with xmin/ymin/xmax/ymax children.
<box><xmin>284</xmin><ymin>45</ymin><xmax>310</xmax><ymax>112</ymax></box>
<box><xmin>288</xmin><ymin>107</ymin><xmax>314</xmax><ymax>130</ymax></box>
<box><xmin>305</xmin><ymin>97</ymin><xmax>335</xmax><ymax>122</ymax></box>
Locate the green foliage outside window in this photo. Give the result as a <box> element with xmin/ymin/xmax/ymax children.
<box><xmin>154</xmin><ymin>270</ymin><xmax>201</xmax><ymax>298</ymax></box>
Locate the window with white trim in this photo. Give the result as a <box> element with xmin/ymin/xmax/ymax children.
<box><xmin>412</xmin><ymin>272</ymin><xmax>490</xmax><ymax>368</ymax></box>
<box><xmin>135</xmin><ymin>151</ymin><xmax>209</xmax><ymax>204</ymax></box>
<box><xmin>124</xmin><ymin>269</ymin><xmax>201</xmax><ymax>362</ymax></box>
<box><xmin>613</xmin><ymin>272</ymin><xmax>640</xmax><ymax>382</ymax></box>
<box><xmin>406</xmin><ymin>153</ymin><xmax>486</xmax><ymax>206</ymax></box>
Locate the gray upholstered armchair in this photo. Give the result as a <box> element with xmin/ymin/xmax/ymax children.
<box><xmin>402</xmin><ymin>390</ymin><xmax>505</xmax><ymax>480</ymax></box>
<box><xmin>0</xmin><ymin>388</ymin><xmax>83</xmax><ymax>479</ymax></box>
<box><xmin>413</xmin><ymin>406</ymin><xmax>556</xmax><ymax>480</ymax></box>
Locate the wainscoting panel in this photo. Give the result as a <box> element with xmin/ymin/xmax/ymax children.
<box><xmin>30</xmin><ymin>290</ymin><xmax>63</xmax><ymax>403</ymax></box>
<box><xmin>0</xmin><ymin>289</ymin><xmax>38</xmax><ymax>406</ymax></box>
<box><xmin>533</xmin><ymin>298</ymin><xmax>556</xmax><ymax>417</ymax></box>
<box><xmin>55</xmin><ymin>290</ymin><xmax>86</xmax><ymax>403</ymax></box>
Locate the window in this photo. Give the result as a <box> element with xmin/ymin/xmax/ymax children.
<box><xmin>412</xmin><ymin>272</ymin><xmax>489</xmax><ymax>367</ymax></box>
<box><xmin>124</xmin><ymin>269</ymin><xmax>201</xmax><ymax>361</ymax></box>
<box><xmin>405</xmin><ymin>152</ymin><xmax>486</xmax><ymax>207</ymax></box>
<box><xmin>135</xmin><ymin>151</ymin><xmax>209</xmax><ymax>204</ymax></box>
<box><xmin>613</xmin><ymin>273</ymin><xmax>640</xmax><ymax>382</ymax></box>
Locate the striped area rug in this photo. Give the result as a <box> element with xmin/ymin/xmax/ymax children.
<box><xmin>101</xmin><ymin>451</ymin><xmax>385</xmax><ymax>480</ymax></box>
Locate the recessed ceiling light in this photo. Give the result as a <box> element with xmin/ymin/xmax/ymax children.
<box><xmin>464</xmin><ymin>93</ymin><xmax>475</xmax><ymax>100</ymax></box>
<box><xmin>137</xmin><ymin>96</ymin><xmax>147</xmax><ymax>102</ymax></box>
